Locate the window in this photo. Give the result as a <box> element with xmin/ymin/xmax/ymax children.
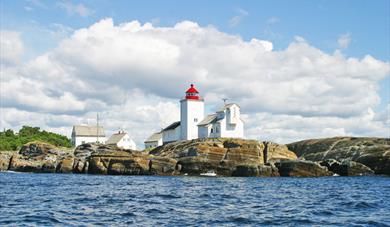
<box><xmin>194</xmin><ymin>118</ymin><xmax>198</xmax><ymax>122</ymax></box>
<box><xmin>211</xmin><ymin>128</ymin><xmax>213</xmax><ymax>133</ymax></box>
<box><xmin>216</xmin><ymin>126</ymin><xmax>219</xmax><ymax>133</ymax></box>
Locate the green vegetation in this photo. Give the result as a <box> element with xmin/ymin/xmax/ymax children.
<box><xmin>0</xmin><ymin>126</ymin><xmax>71</xmax><ymax>151</ymax></box>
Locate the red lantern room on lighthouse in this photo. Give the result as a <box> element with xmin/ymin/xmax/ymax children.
<box><xmin>185</xmin><ymin>84</ymin><xmax>201</xmax><ymax>100</ymax></box>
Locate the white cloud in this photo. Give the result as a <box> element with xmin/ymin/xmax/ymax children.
<box><xmin>244</xmin><ymin>109</ymin><xmax>389</xmax><ymax>144</ymax></box>
<box><xmin>338</xmin><ymin>33</ymin><xmax>351</xmax><ymax>49</ymax></box>
<box><xmin>1</xmin><ymin>19</ymin><xmax>389</xmax><ymax>147</ymax></box>
<box><xmin>229</xmin><ymin>8</ymin><xmax>249</xmax><ymax>27</ymax></box>
<box><xmin>0</xmin><ymin>31</ymin><xmax>24</xmax><ymax>65</ymax></box>
<box><xmin>57</xmin><ymin>1</ymin><xmax>93</xmax><ymax>17</ymax></box>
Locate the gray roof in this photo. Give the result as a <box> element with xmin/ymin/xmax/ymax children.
<box><xmin>144</xmin><ymin>132</ymin><xmax>162</xmax><ymax>143</ymax></box>
<box><xmin>72</xmin><ymin>125</ymin><xmax>105</xmax><ymax>137</ymax></box>
<box><xmin>106</xmin><ymin>133</ymin><xmax>127</xmax><ymax>144</ymax></box>
<box><xmin>162</xmin><ymin>121</ymin><xmax>181</xmax><ymax>132</ymax></box>
<box><xmin>197</xmin><ymin>114</ymin><xmax>218</xmax><ymax>126</ymax></box>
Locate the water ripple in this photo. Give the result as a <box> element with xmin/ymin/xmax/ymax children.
<box><xmin>0</xmin><ymin>172</ymin><xmax>389</xmax><ymax>226</ymax></box>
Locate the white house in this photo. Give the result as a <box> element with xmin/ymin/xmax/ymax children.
<box><xmin>161</xmin><ymin>121</ymin><xmax>181</xmax><ymax>144</ymax></box>
<box><xmin>149</xmin><ymin>84</ymin><xmax>244</xmax><ymax>144</ymax></box>
<box><xmin>106</xmin><ymin>131</ymin><xmax>137</xmax><ymax>150</ymax></box>
<box><xmin>144</xmin><ymin>132</ymin><xmax>163</xmax><ymax>149</ymax></box>
<box><xmin>71</xmin><ymin>125</ymin><xmax>106</xmax><ymax>147</ymax></box>
<box><xmin>198</xmin><ymin>103</ymin><xmax>244</xmax><ymax>139</ymax></box>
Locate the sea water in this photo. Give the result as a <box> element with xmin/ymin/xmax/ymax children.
<box><xmin>0</xmin><ymin>172</ymin><xmax>389</xmax><ymax>226</ymax></box>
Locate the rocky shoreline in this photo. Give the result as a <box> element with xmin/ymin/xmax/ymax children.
<box><xmin>0</xmin><ymin>137</ymin><xmax>389</xmax><ymax>177</ymax></box>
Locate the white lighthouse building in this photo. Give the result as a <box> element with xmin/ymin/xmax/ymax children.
<box><xmin>145</xmin><ymin>84</ymin><xmax>244</xmax><ymax>147</ymax></box>
<box><xmin>180</xmin><ymin>84</ymin><xmax>204</xmax><ymax>140</ymax></box>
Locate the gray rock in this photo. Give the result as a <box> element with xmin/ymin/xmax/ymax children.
<box><xmin>320</xmin><ymin>159</ymin><xmax>374</xmax><ymax>176</ymax></box>
<box><xmin>275</xmin><ymin>160</ymin><xmax>333</xmax><ymax>177</ymax></box>
<box><xmin>287</xmin><ymin>137</ymin><xmax>390</xmax><ymax>175</ymax></box>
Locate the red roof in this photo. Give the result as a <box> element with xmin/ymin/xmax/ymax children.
<box><xmin>185</xmin><ymin>84</ymin><xmax>199</xmax><ymax>93</ymax></box>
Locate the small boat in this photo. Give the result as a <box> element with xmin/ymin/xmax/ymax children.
<box><xmin>200</xmin><ymin>170</ymin><xmax>217</xmax><ymax>177</ymax></box>
<box><xmin>333</xmin><ymin>173</ymin><xmax>340</xmax><ymax>176</ymax></box>
<box><xmin>3</xmin><ymin>170</ymin><xmax>24</xmax><ymax>174</ymax></box>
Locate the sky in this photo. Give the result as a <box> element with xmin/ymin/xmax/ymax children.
<box><xmin>0</xmin><ymin>0</ymin><xmax>389</xmax><ymax>147</ymax></box>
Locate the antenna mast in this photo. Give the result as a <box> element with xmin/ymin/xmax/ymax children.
<box><xmin>222</xmin><ymin>98</ymin><xmax>228</xmax><ymax>105</ymax></box>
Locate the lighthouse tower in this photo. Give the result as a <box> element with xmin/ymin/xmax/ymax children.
<box><xmin>180</xmin><ymin>84</ymin><xmax>204</xmax><ymax>140</ymax></box>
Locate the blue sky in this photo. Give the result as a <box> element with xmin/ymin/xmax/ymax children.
<box><xmin>2</xmin><ymin>0</ymin><xmax>389</xmax><ymax>59</ymax></box>
<box><xmin>1</xmin><ymin>0</ymin><xmax>389</xmax><ymax>144</ymax></box>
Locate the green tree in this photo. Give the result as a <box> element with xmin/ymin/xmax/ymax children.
<box><xmin>0</xmin><ymin>126</ymin><xmax>71</xmax><ymax>151</ymax></box>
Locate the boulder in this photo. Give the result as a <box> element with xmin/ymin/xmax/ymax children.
<box><xmin>0</xmin><ymin>151</ymin><xmax>15</xmax><ymax>171</ymax></box>
<box><xmin>6</xmin><ymin>142</ymin><xmax>73</xmax><ymax>173</ymax></box>
<box><xmin>287</xmin><ymin>137</ymin><xmax>390</xmax><ymax>175</ymax></box>
<box><xmin>19</xmin><ymin>142</ymin><xmax>56</xmax><ymax>157</ymax></box>
<box><xmin>41</xmin><ymin>160</ymin><xmax>58</xmax><ymax>173</ymax></box>
<box><xmin>108</xmin><ymin>156</ymin><xmax>150</xmax><ymax>175</ymax></box>
<box><xmin>74</xmin><ymin>143</ymin><xmax>99</xmax><ymax>158</ymax></box>
<box><xmin>275</xmin><ymin>160</ymin><xmax>333</xmax><ymax>177</ymax></box>
<box><xmin>223</xmin><ymin>140</ymin><xmax>264</xmax><ymax>165</ymax></box>
<box><xmin>231</xmin><ymin>164</ymin><xmax>279</xmax><ymax>177</ymax></box>
<box><xmin>355</xmin><ymin>154</ymin><xmax>390</xmax><ymax>176</ymax></box>
<box><xmin>259</xmin><ymin>163</ymin><xmax>280</xmax><ymax>177</ymax></box>
<box><xmin>320</xmin><ymin>159</ymin><xmax>374</xmax><ymax>176</ymax></box>
<box><xmin>178</xmin><ymin>156</ymin><xmax>218</xmax><ymax>175</ymax></box>
<box><xmin>56</xmin><ymin>157</ymin><xmax>74</xmax><ymax>173</ymax></box>
<box><xmin>88</xmin><ymin>157</ymin><xmax>109</xmax><ymax>174</ymax></box>
<box><xmin>87</xmin><ymin>148</ymin><xmax>150</xmax><ymax>175</ymax></box>
<box><xmin>263</xmin><ymin>141</ymin><xmax>297</xmax><ymax>163</ymax></box>
<box><xmin>148</xmin><ymin>156</ymin><xmax>178</xmax><ymax>175</ymax></box>
<box><xmin>9</xmin><ymin>154</ymin><xmax>46</xmax><ymax>172</ymax></box>
<box><xmin>73</xmin><ymin>159</ymin><xmax>88</xmax><ymax>173</ymax></box>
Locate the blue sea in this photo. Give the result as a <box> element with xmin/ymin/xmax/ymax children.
<box><xmin>0</xmin><ymin>172</ymin><xmax>389</xmax><ymax>226</ymax></box>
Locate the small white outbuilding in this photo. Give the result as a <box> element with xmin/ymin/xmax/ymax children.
<box><xmin>71</xmin><ymin>125</ymin><xmax>106</xmax><ymax>147</ymax></box>
<box><xmin>161</xmin><ymin>121</ymin><xmax>181</xmax><ymax>144</ymax></box>
<box><xmin>106</xmin><ymin>131</ymin><xmax>137</xmax><ymax>150</ymax></box>
<box><xmin>144</xmin><ymin>132</ymin><xmax>163</xmax><ymax>149</ymax></box>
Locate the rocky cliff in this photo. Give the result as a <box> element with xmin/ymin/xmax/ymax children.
<box><xmin>1</xmin><ymin>137</ymin><xmax>387</xmax><ymax>177</ymax></box>
<box><xmin>83</xmin><ymin>138</ymin><xmax>297</xmax><ymax>177</ymax></box>
<box><xmin>0</xmin><ymin>138</ymin><xmax>298</xmax><ymax>177</ymax></box>
<box><xmin>150</xmin><ymin>138</ymin><xmax>300</xmax><ymax>176</ymax></box>
<box><xmin>7</xmin><ymin>142</ymin><xmax>73</xmax><ymax>173</ymax></box>
<box><xmin>287</xmin><ymin>137</ymin><xmax>390</xmax><ymax>175</ymax></box>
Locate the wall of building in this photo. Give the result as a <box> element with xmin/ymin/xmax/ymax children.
<box><xmin>116</xmin><ymin>134</ymin><xmax>136</xmax><ymax>150</ymax></box>
<box><xmin>211</xmin><ymin>122</ymin><xmax>222</xmax><ymax>138</ymax></box>
<box><xmin>162</xmin><ymin>127</ymin><xmax>180</xmax><ymax>144</ymax></box>
<box><xmin>220</xmin><ymin>116</ymin><xmax>244</xmax><ymax>138</ymax></box>
<box><xmin>180</xmin><ymin>99</ymin><xmax>204</xmax><ymax>140</ymax></box>
<box><xmin>226</xmin><ymin>104</ymin><xmax>240</xmax><ymax>124</ymax></box>
<box><xmin>198</xmin><ymin>125</ymin><xmax>211</xmax><ymax>138</ymax></box>
<box><xmin>72</xmin><ymin>136</ymin><xmax>107</xmax><ymax>147</ymax></box>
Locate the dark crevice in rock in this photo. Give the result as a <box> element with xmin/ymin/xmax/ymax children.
<box><xmin>7</xmin><ymin>155</ymin><xmax>13</xmax><ymax>171</ymax></box>
<box><xmin>263</xmin><ymin>142</ymin><xmax>268</xmax><ymax>164</ymax></box>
